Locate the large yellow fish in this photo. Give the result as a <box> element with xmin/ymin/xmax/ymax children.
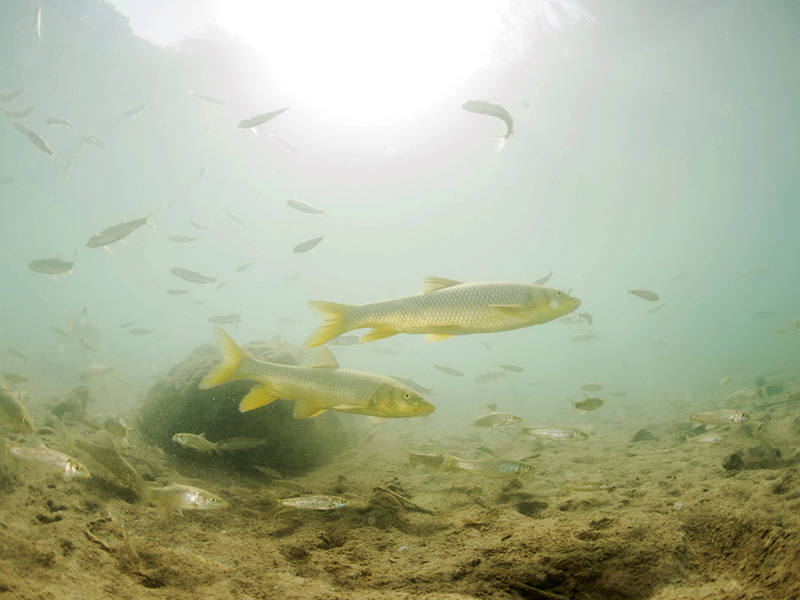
<box><xmin>305</xmin><ymin>277</ymin><xmax>580</xmax><ymax>348</ymax></box>
<box><xmin>200</xmin><ymin>327</ymin><xmax>435</xmax><ymax>419</ymax></box>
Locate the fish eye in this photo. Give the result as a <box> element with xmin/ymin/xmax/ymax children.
<box><xmin>402</xmin><ymin>392</ymin><xmax>411</xmax><ymax>400</ymax></box>
<box><xmin>556</xmin><ymin>291</ymin><xmax>562</xmax><ymax>296</ymax></box>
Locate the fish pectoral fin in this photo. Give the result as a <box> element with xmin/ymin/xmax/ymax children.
<box><xmin>423</xmin><ymin>277</ymin><xmax>463</xmax><ymax>293</ymax></box>
<box><xmin>489</xmin><ymin>304</ymin><xmax>526</xmax><ymax>315</ymax></box>
<box><xmin>293</xmin><ymin>399</ymin><xmax>327</xmax><ymax>419</ymax></box>
<box><xmin>239</xmin><ymin>384</ymin><xmax>279</xmax><ymax>412</ymax></box>
<box><xmin>360</xmin><ymin>328</ymin><xmax>398</xmax><ymax>343</ymax></box>
<box><xmin>425</xmin><ymin>333</ymin><xmax>453</xmax><ymax>342</ymax></box>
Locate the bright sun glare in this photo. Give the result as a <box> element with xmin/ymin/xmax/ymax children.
<box><xmin>214</xmin><ymin>1</ymin><xmax>502</xmax><ymax>125</ymax></box>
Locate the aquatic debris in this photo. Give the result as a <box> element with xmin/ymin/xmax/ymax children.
<box><xmin>627</xmin><ymin>289</ymin><xmax>660</xmax><ymax>301</ymax></box>
<box><xmin>776</xmin><ymin>320</ymin><xmax>800</xmax><ymax>334</ymax></box>
<box><xmin>533</xmin><ymin>272</ymin><xmax>552</xmax><ymax>285</ymax></box>
<box><xmin>280</xmin><ymin>495</ymin><xmax>347</xmax><ymax>511</ymax></box>
<box><xmin>208</xmin><ymin>313</ymin><xmax>242</xmax><ymax>325</ymax></box>
<box><xmin>80</xmin><ymin>337</ymin><xmax>99</xmax><ymax>352</ymax></box>
<box><xmin>13</xmin><ymin>122</ymin><xmax>53</xmax><ymax>155</ymax></box>
<box><xmin>166</xmin><ymin>289</ymin><xmax>188</xmax><ymax>296</ymax></box>
<box><xmin>689</xmin><ymin>409</ymin><xmax>749</xmax><ymax>426</ymax></box>
<box><xmin>168</xmin><ymin>235</ymin><xmax>197</xmax><ymax>243</ymax></box>
<box><xmin>286</xmin><ymin>199</ymin><xmax>326</xmax><ymax>216</ymax></box>
<box><xmin>442</xmin><ymin>455</ymin><xmax>534</xmax><ymax>479</ymax></box>
<box><xmin>148</xmin><ymin>484</ymin><xmax>228</xmax><ymax>510</ymax></box>
<box><xmin>462</xmin><ymin>100</ymin><xmax>513</xmax><ymax>148</ymax></box>
<box><xmin>9</xmin><ymin>446</ymin><xmax>89</xmax><ymax>481</ymax></box>
<box><xmin>187</xmin><ymin>89</ymin><xmax>225</xmax><ymax>105</ymax></box>
<box><xmin>0</xmin><ymin>89</ymin><xmax>24</xmax><ymax>103</ymax></box>
<box><xmin>523</xmin><ymin>427</ymin><xmax>589</xmax><ymax>441</ymax></box>
<box><xmin>223</xmin><ymin>208</ymin><xmax>245</xmax><ymax>226</ymax></box>
<box><xmin>45</xmin><ymin>117</ymin><xmax>72</xmax><ymax>128</ymax></box>
<box><xmin>129</xmin><ymin>328</ymin><xmax>156</xmax><ymax>335</ymax></box>
<box><xmin>3</xmin><ymin>373</ymin><xmax>30</xmax><ymax>385</ymax></box>
<box><xmin>188</xmin><ymin>219</ymin><xmax>207</xmax><ymax>230</ymax></box>
<box><xmin>473</xmin><ymin>412</ymin><xmax>522</xmax><ymax>428</ymax></box>
<box><xmin>580</xmin><ymin>382</ymin><xmax>602</xmax><ymax>392</ymax></box>
<box><xmin>79</xmin><ymin>364</ymin><xmax>115</xmax><ymax>381</ymax></box>
<box><xmin>170</xmin><ymin>267</ymin><xmax>216</xmax><ymax>284</ymax></box>
<box><xmin>305</xmin><ymin>277</ymin><xmax>580</xmax><ymax>347</ymax></box>
<box><xmin>0</xmin><ymin>386</ymin><xmax>35</xmax><ymax>433</ymax></box>
<box><xmin>473</xmin><ymin>371</ymin><xmax>507</xmax><ymax>384</ymax></box>
<box><xmin>648</xmin><ymin>303</ymin><xmax>666</xmax><ymax>314</ymax></box>
<box><xmin>86</xmin><ymin>214</ymin><xmax>154</xmax><ymax>248</ymax></box>
<box><xmin>200</xmin><ymin>326</ymin><xmax>435</xmax><ymax>419</ymax></box>
<box><xmin>238</xmin><ymin>107</ymin><xmax>289</xmax><ymax>128</ymax></box>
<box><xmin>2</xmin><ymin>105</ymin><xmax>35</xmax><ymax>118</ymax></box>
<box><xmin>498</xmin><ymin>363</ymin><xmax>524</xmax><ymax>373</ymax></box>
<box><xmin>572</xmin><ymin>397</ymin><xmax>604</xmax><ymax>411</ymax></box>
<box><xmin>8</xmin><ymin>349</ymin><xmax>27</xmax><ymax>362</ymax></box>
<box><xmin>28</xmin><ymin>252</ymin><xmax>75</xmax><ymax>276</ymax></box>
<box><xmin>570</xmin><ymin>332</ymin><xmax>598</xmax><ymax>342</ymax></box>
<box><xmin>433</xmin><ymin>364</ymin><xmax>464</xmax><ymax>377</ymax></box>
<box><xmin>293</xmin><ymin>235</ymin><xmax>324</xmax><ymax>253</ymax></box>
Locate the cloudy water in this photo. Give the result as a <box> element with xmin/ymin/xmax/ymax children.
<box><xmin>1</xmin><ymin>1</ymin><xmax>800</xmax><ymax>599</ymax></box>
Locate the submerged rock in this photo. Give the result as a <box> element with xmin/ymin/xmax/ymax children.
<box><xmin>631</xmin><ymin>429</ymin><xmax>657</xmax><ymax>443</ymax></box>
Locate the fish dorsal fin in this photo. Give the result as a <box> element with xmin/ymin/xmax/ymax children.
<box><xmin>423</xmin><ymin>277</ymin><xmax>463</xmax><ymax>293</ymax></box>
<box><xmin>301</xmin><ymin>346</ymin><xmax>339</xmax><ymax>368</ymax></box>
<box><xmin>293</xmin><ymin>399</ymin><xmax>327</xmax><ymax>419</ymax></box>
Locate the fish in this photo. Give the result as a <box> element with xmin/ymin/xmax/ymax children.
<box><xmin>279</xmin><ymin>495</ymin><xmax>348</xmax><ymax>511</ymax></box>
<box><xmin>86</xmin><ymin>214</ymin><xmax>155</xmax><ymax>248</ymax></box>
<box><xmin>45</xmin><ymin>117</ymin><xmax>72</xmax><ymax>128</ymax></box>
<box><xmin>235</xmin><ymin>262</ymin><xmax>253</xmax><ymax>272</ymax></box>
<box><xmin>0</xmin><ymin>89</ymin><xmax>24</xmax><ymax>103</ymax></box>
<box><xmin>407</xmin><ymin>451</ymin><xmax>446</xmax><ymax>469</ymax></box>
<box><xmin>719</xmin><ymin>375</ymin><xmax>731</xmax><ymax>387</ymax></box>
<box><xmin>188</xmin><ymin>219</ymin><xmax>207</xmax><ymax>230</ymax></box>
<box><xmin>305</xmin><ymin>277</ymin><xmax>580</xmax><ymax>347</ymax></box>
<box><xmin>50</xmin><ymin>325</ymin><xmax>71</xmax><ymax>338</ymax></box>
<box><xmin>776</xmin><ymin>320</ymin><xmax>800</xmax><ymax>334</ymax></box>
<box><xmin>2</xmin><ymin>373</ymin><xmax>29</xmax><ymax>384</ymax></box>
<box><xmin>286</xmin><ymin>199</ymin><xmax>326</xmax><ymax>216</ymax></box>
<box><xmin>187</xmin><ymin>89</ymin><xmax>225</xmax><ymax>105</ymax></box>
<box><xmin>199</xmin><ymin>326</ymin><xmax>435</xmax><ymax>419</ymax></box>
<box><xmin>208</xmin><ymin>313</ymin><xmax>243</xmax><ymax>325</ymax></box>
<box><xmin>147</xmin><ymin>484</ymin><xmax>228</xmax><ymax>510</ymax></box>
<box><xmin>172</xmin><ymin>432</ymin><xmax>217</xmax><ymax>453</ymax></box>
<box><xmin>648</xmin><ymin>303</ymin><xmax>666</xmax><ymax>314</ymax></box>
<box><xmin>533</xmin><ymin>272</ymin><xmax>552</xmax><ymax>286</ymax></box>
<box><xmin>523</xmin><ymin>427</ymin><xmax>589</xmax><ymax>441</ymax></box>
<box><xmin>627</xmin><ymin>289</ymin><xmax>660</xmax><ymax>302</ymax></box>
<box><xmin>168</xmin><ymin>236</ymin><xmax>197</xmax><ymax>243</ymax></box>
<box><xmin>9</xmin><ymin>446</ymin><xmax>89</xmax><ymax>481</ymax></box>
<box><xmin>216</xmin><ymin>437</ymin><xmax>269</xmax><ymax>452</ymax></box>
<box><xmin>573</xmin><ymin>397</ymin><xmax>604</xmax><ymax>411</ymax></box>
<box><xmin>498</xmin><ymin>364</ymin><xmax>524</xmax><ymax>373</ymax></box>
<box><xmin>723</xmin><ymin>387</ymin><xmax>763</xmax><ymax>406</ymax></box>
<box><xmin>74</xmin><ymin>436</ymin><xmax>143</xmax><ymax>490</ymax></box>
<box><xmin>129</xmin><ymin>328</ymin><xmax>156</xmax><ymax>335</ymax></box>
<box><xmin>688</xmin><ymin>409</ymin><xmax>749</xmax><ymax>426</ymax></box>
<box><xmin>570</xmin><ymin>333</ymin><xmax>598</xmax><ymax>342</ymax></box>
<box><xmin>103</xmin><ymin>417</ymin><xmax>128</xmax><ymax>448</ymax></box>
<box><xmin>35</xmin><ymin>5</ymin><xmax>41</xmax><ymax>40</ymax></box>
<box><xmin>0</xmin><ymin>386</ymin><xmax>35</xmax><ymax>432</ymax></box>
<box><xmin>327</xmin><ymin>335</ymin><xmax>361</xmax><ymax>346</ymax></box>
<box><xmin>473</xmin><ymin>371</ymin><xmax>507</xmax><ymax>384</ymax></box>
<box><xmin>8</xmin><ymin>349</ymin><xmax>27</xmax><ymax>362</ymax></box>
<box><xmin>390</xmin><ymin>376</ymin><xmax>433</xmax><ymax>395</ymax></box>
<box><xmin>119</xmin><ymin>321</ymin><xmax>136</xmax><ymax>328</ymax></box>
<box><xmin>166</xmin><ymin>289</ymin><xmax>188</xmax><ymax>296</ymax></box>
<box><xmin>79</xmin><ymin>364</ymin><xmax>115</xmax><ymax>381</ymax></box>
<box><xmin>462</xmin><ymin>100</ymin><xmax>514</xmax><ymax>148</ymax></box>
<box><xmin>14</xmin><ymin>122</ymin><xmax>53</xmax><ymax>155</ymax></box>
<box><xmin>222</xmin><ymin>209</ymin><xmax>245</xmax><ymax>226</ymax></box>
<box><xmin>2</xmin><ymin>105</ymin><xmax>35</xmax><ymax>118</ymax></box>
<box><xmin>170</xmin><ymin>267</ymin><xmax>216</xmax><ymax>284</ymax></box>
<box><xmin>580</xmin><ymin>383</ymin><xmax>603</xmax><ymax>392</ymax></box>
<box><xmin>577</xmin><ymin>312</ymin><xmax>594</xmax><ymax>325</ymax></box>
<box><xmin>433</xmin><ymin>364</ymin><xmax>464</xmax><ymax>377</ymax></box>
<box><xmin>122</xmin><ymin>96</ymin><xmax>155</xmax><ymax>118</ymax></box>
<box><xmin>238</xmin><ymin>107</ymin><xmax>289</xmax><ymax>128</ymax></box>
<box><xmin>80</xmin><ymin>337</ymin><xmax>99</xmax><ymax>352</ymax></box>
<box><xmin>473</xmin><ymin>412</ymin><xmax>522</xmax><ymax>428</ymax></box>
<box><xmin>442</xmin><ymin>455</ymin><xmax>534</xmax><ymax>479</ymax></box>
<box><xmin>254</xmin><ymin>466</ymin><xmax>283</xmax><ymax>479</ymax></box>
<box><xmin>293</xmin><ymin>235</ymin><xmax>324</xmax><ymax>253</ymax></box>
<box><xmin>28</xmin><ymin>252</ymin><xmax>75</xmax><ymax>276</ymax></box>
<box><xmin>80</xmin><ymin>134</ymin><xmax>105</xmax><ymax>148</ymax></box>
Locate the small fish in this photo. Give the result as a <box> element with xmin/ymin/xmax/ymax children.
<box><xmin>0</xmin><ymin>89</ymin><xmax>24</xmax><ymax>103</ymax></box>
<box><xmin>103</xmin><ymin>417</ymin><xmax>129</xmax><ymax>448</ymax></box>
<box><xmin>166</xmin><ymin>289</ymin><xmax>188</xmax><ymax>296</ymax></box>
<box><xmin>571</xmin><ymin>333</ymin><xmax>598</xmax><ymax>342</ymax></box>
<box><xmin>462</xmin><ymin>100</ymin><xmax>514</xmax><ymax>147</ymax></box>
<box><xmin>0</xmin><ymin>386</ymin><xmax>35</xmax><ymax>432</ymax></box>
<box><xmin>122</xmin><ymin>96</ymin><xmax>155</xmax><ymax>118</ymax></box>
<box><xmin>148</xmin><ymin>484</ymin><xmax>228</xmax><ymax>510</ymax></box>
<box><xmin>577</xmin><ymin>312</ymin><xmax>594</xmax><ymax>325</ymax></box>
<box><xmin>50</xmin><ymin>325</ymin><xmax>71</xmax><ymax>338</ymax></box>
<box><xmin>216</xmin><ymin>437</ymin><xmax>269</xmax><ymax>452</ymax></box>
<box><xmin>498</xmin><ymin>364</ymin><xmax>524</xmax><ymax>373</ymax></box>
<box><xmin>776</xmin><ymin>320</ymin><xmax>800</xmax><ymax>334</ymax></box>
<box><xmin>80</xmin><ymin>337</ymin><xmax>99</xmax><ymax>352</ymax></box>
<box><xmin>293</xmin><ymin>235</ymin><xmax>324</xmax><ymax>253</ymax></box>
<box><xmin>238</xmin><ymin>107</ymin><xmax>289</xmax><ymax>128</ymax></box>
<box><xmin>14</xmin><ymin>122</ymin><xmax>53</xmax><ymax>155</ymax></box>
<box><xmin>222</xmin><ymin>209</ymin><xmax>245</xmax><ymax>226</ymax></box>
<box><xmin>573</xmin><ymin>397</ymin><xmax>604</xmax><ymax>411</ymax></box>
<box><xmin>188</xmin><ymin>219</ymin><xmax>207</xmax><ymax>230</ymax></box>
<box><xmin>2</xmin><ymin>105</ymin><xmax>35</xmax><ymax>118</ymax></box>
<box><xmin>286</xmin><ymin>199</ymin><xmax>326</xmax><ymax>216</ymax></box>
<box><xmin>45</xmin><ymin>117</ymin><xmax>72</xmax><ymax>128</ymax></box>
<box><xmin>168</xmin><ymin>235</ymin><xmax>197</xmax><ymax>243</ymax></box>
<box><xmin>688</xmin><ymin>409</ymin><xmax>749</xmax><ymax>426</ymax></box>
<box><xmin>442</xmin><ymin>455</ymin><xmax>533</xmax><ymax>479</ymax></box>
<box><xmin>523</xmin><ymin>426</ymin><xmax>589</xmax><ymax>441</ymax></box>
<box><xmin>208</xmin><ymin>313</ymin><xmax>242</xmax><ymax>325</ymax></box>
<box><xmin>473</xmin><ymin>371</ymin><xmax>507</xmax><ymax>384</ymax></box>
<box><xmin>8</xmin><ymin>349</ymin><xmax>27</xmax><ymax>362</ymax></box>
<box><xmin>533</xmin><ymin>272</ymin><xmax>552</xmax><ymax>285</ymax></box>
<box><xmin>434</xmin><ymin>364</ymin><xmax>464</xmax><ymax>377</ymax></box>
<box><xmin>473</xmin><ymin>412</ymin><xmax>522</xmax><ymax>428</ymax></box>
<box><xmin>86</xmin><ymin>214</ymin><xmax>155</xmax><ymax>248</ymax></box>
<box><xmin>235</xmin><ymin>262</ymin><xmax>253</xmax><ymax>272</ymax></box>
<box><xmin>170</xmin><ymin>267</ymin><xmax>216</xmax><ymax>284</ymax></box>
<box><xmin>129</xmin><ymin>328</ymin><xmax>156</xmax><ymax>335</ymax></box>
<box><xmin>80</xmin><ymin>134</ymin><xmax>105</xmax><ymax>148</ymax></box>
<box><xmin>119</xmin><ymin>321</ymin><xmax>136</xmax><ymax>328</ymax></box>
<box><xmin>187</xmin><ymin>89</ymin><xmax>225</xmax><ymax>105</ymax></box>
<box><xmin>9</xmin><ymin>446</ymin><xmax>89</xmax><ymax>481</ymax></box>
<box><xmin>279</xmin><ymin>495</ymin><xmax>348</xmax><ymax>511</ymax></box>
<box><xmin>80</xmin><ymin>364</ymin><xmax>115</xmax><ymax>381</ymax></box>
<box><xmin>28</xmin><ymin>252</ymin><xmax>75</xmax><ymax>276</ymax></box>
<box><xmin>327</xmin><ymin>335</ymin><xmax>361</xmax><ymax>346</ymax></box>
<box><xmin>172</xmin><ymin>432</ymin><xmax>217</xmax><ymax>453</ymax></box>
<box><xmin>627</xmin><ymin>289</ymin><xmax>660</xmax><ymax>302</ymax></box>
<box><xmin>719</xmin><ymin>375</ymin><xmax>731</xmax><ymax>387</ymax></box>
<box><xmin>648</xmin><ymin>303</ymin><xmax>666</xmax><ymax>314</ymax></box>
<box><xmin>2</xmin><ymin>373</ymin><xmax>29</xmax><ymax>384</ymax></box>
<box><xmin>580</xmin><ymin>383</ymin><xmax>603</xmax><ymax>392</ymax></box>
<box><xmin>254</xmin><ymin>465</ymin><xmax>283</xmax><ymax>479</ymax></box>
<box><xmin>407</xmin><ymin>451</ymin><xmax>446</xmax><ymax>469</ymax></box>
<box><xmin>35</xmin><ymin>5</ymin><xmax>41</xmax><ymax>40</ymax></box>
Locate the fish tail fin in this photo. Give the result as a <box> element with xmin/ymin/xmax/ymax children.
<box><xmin>304</xmin><ymin>301</ymin><xmax>354</xmax><ymax>347</ymax></box>
<box><xmin>146</xmin><ymin>210</ymin><xmax>158</xmax><ymax>233</ymax></box>
<box><xmin>199</xmin><ymin>326</ymin><xmax>248</xmax><ymax>389</ymax></box>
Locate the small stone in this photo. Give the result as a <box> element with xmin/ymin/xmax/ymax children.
<box><xmin>722</xmin><ymin>452</ymin><xmax>743</xmax><ymax>471</ymax></box>
<box><xmin>631</xmin><ymin>429</ymin><xmax>656</xmax><ymax>443</ymax></box>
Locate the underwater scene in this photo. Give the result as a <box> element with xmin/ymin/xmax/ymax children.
<box><xmin>1</xmin><ymin>1</ymin><xmax>800</xmax><ymax>598</ymax></box>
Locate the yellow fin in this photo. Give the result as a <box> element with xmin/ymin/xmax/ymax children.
<box><xmin>293</xmin><ymin>399</ymin><xmax>327</xmax><ymax>418</ymax></box>
<box><xmin>239</xmin><ymin>384</ymin><xmax>279</xmax><ymax>412</ymax></box>
<box><xmin>489</xmin><ymin>304</ymin><xmax>526</xmax><ymax>315</ymax></box>
<box><xmin>305</xmin><ymin>300</ymin><xmax>354</xmax><ymax>348</ymax></box>
<box><xmin>360</xmin><ymin>328</ymin><xmax>398</xmax><ymax>343</ymax></box>
<box><xmin>300</xmin><ymin>346</ymin><xmax>339</xmax><ymax>368</ymax></box>
<box><xmin>425</xmin><ymin>333</ymin><xmax>453</xmax><ymax>342</ymax></box>
<box><xmin>199</xmin><ymin>326</ymin><xmax>248</xmax><ymax>389</ymax></box>
<box><xmin>423</xmin><ymin>277</ymin><xmax>463</xmax><ymax>293</ymax></box>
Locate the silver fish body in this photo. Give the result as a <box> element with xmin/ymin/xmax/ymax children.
<box><xmin>462</xmin><ymin>100</ymin><xmax>514</xmax><ymax>140</ymax></box>
<box><xmin>86</xmin><ymin>215</ymin><xmax>153</xmax><ymax>248</ymax></box>
<box><xmin>9</xmin><ymin>446</ymin><xmax>89</xmax><ymax>481</ymax></box>
<box><xmin>170</xmin><ymin>267</ymin><xmax>216</xmax><ymax>284</ymax></box>
<box><xmin>280</xmin><ymin>495</ymin><xmax>348</xmax><ymax>510</ymax></box>
<box><xmin>523</xmin><ymin>427</ymin><xmax>589</xmax><ymax>441</ymax></box>
<box><xmin>148</xmin><ymin>484</ymin><xmax>228</xmax><ymax>510</ymax></box>
<box><xmin>238</xmin><ymin>107</ymin><xmax>289</xmax><ymax>128</ymax></box>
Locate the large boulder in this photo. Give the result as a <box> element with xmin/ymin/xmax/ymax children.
<box><xmin>138</xmin><ymin>339</ymin><xmax>360</xmax><ymax>472</ymax></box>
